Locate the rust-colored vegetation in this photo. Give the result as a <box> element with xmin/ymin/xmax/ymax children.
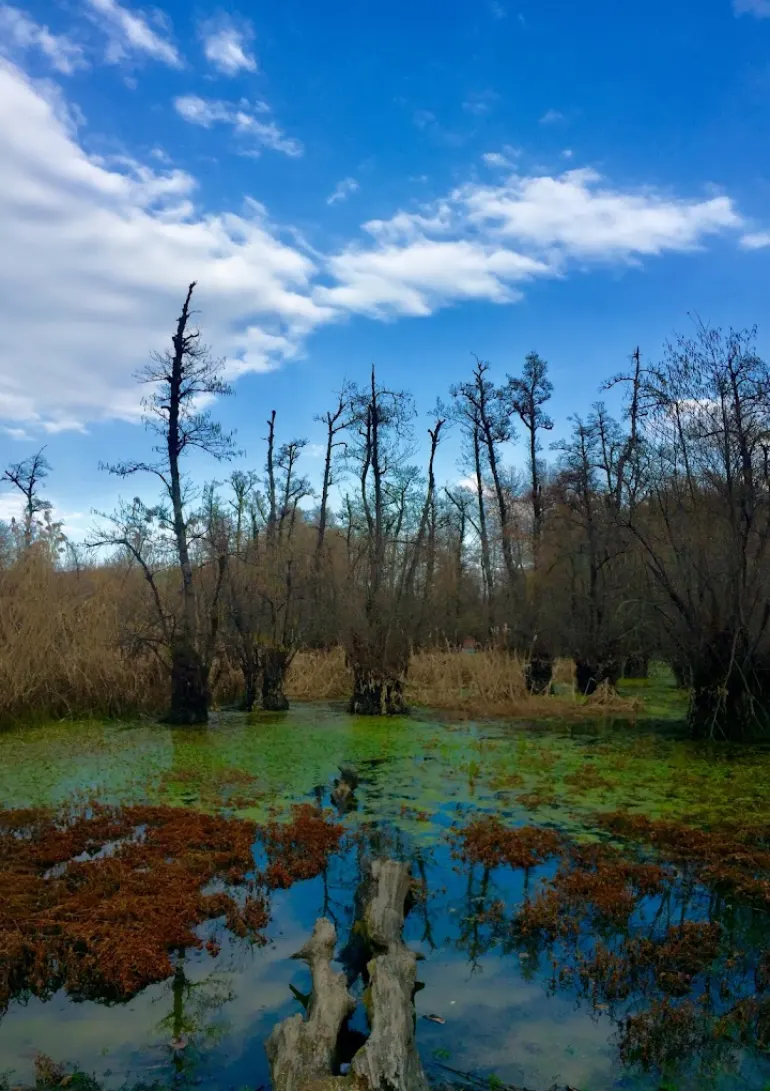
<box><xmin>597</xmin><ymin>810</ymin><xmax>770</xmax><ymax>907</ymax></box>
<box><xmin>515</xmin><ymin>843</ymin><xmax>669</xmax><ymax>937</ymax></box>
<box><xmin>262</xmin><ymin>803</ymin><xmax>343</xmax><ymax>889</ymax></box>
<box><xmin>453</xmin><ymin>813</ymin><xmax>770</xmax><ymax>1074</ymax></box>
<box><xmin>0</xmin><ymin>801</ymin><xmax>345</xmax><ymax>1013</ymax></box>
<box><xmin>454</xmin><ymin>816</ymin><xmax>563</xmax><ymax>870</ymax></box>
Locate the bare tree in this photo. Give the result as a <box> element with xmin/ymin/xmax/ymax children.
<box><xmin>342</xmin><ymin>366</ymin><xmax>416</xmax><ymax>714</ymax></box>
<box><xmin>505</xmin><ymin>352</ymin><xmax>554</xmax><ymax>550</ymax></box>
<box><xmin>2</xmin><ymin>448</ymin><xmax>53</xmax><ymax>551</ymax></box>
<box><xmin>98</xmin><ymin>282</ymin><xmax>237</xmax><ymax>724</ymax></box>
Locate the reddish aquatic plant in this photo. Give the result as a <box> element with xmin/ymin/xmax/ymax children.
<box><xmin>0</xmin><ymin>803</ymin><xmax>266</xmax><ymax>1010</ymax></box>
<box><xmin>597</xmin><ymin>811</ymin><xmax>770</xmax><ymax>907</ymax></box>
<box><xmin>515</xmin><ymin>844</ymin><xmax>669</xmax><ymax>939</ymax></box>
<box><xmin>262</xmin><ymin>803</ymin><xmax>343</xmax><ymax>889</ymax></box>
<box><xmin>454</xmin><ymin>816</ymin><xmax>562</xmax><ymax>870</ymax></box>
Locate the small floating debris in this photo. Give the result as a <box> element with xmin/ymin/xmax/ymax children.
<box><xmin>425</xmin><ymin>1014</ymin><xmax>446</xmax><ymax>1025</ymax></box>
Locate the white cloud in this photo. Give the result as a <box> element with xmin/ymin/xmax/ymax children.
<box><xmin>539</xmin><ymin>108</ymin><xmax>565</xmax><ymax>124</ymax></box>
<box><xmin>316</xmin><ymin>168</ymin><xmax>742</xmax><ymax>318</ymax></box>
<box><xmin>0</xmin><ymin>59</ymin><xmax>328</xmax><ymax>431</ymax></box>
<box><xmin>740</xmin><ymin>231</ymin><xmax>770</xmax><ymax>249</ymax></box>
<box><xmin>482</xmin><ymin>146</ymin><xmax>521</xmax><ymax>169</ymax></box>
<box><xmin>83</xmin><ymin>0</ymin><xmax>181</xmax><ymax>67</ymax></box>
<box><xmin>0</xmin><ymin>59</ymin><xmax>750</xmax><ymax>433</ymax></box>
<box><xmin>734</xmin><ymin>0</ymin><xmax>770</xmax><ymax>15</ymax></box>
<box><xmin>173</xmin><ymin>94</ymin><xmax>302</xmax><ymax>157</ymax></box>
<box><xmin>327</xmin><ymin>177</ymin><xmax>360</xmax><ymax>205</ymax></box>
<box><xmin>199</xmin><ymin>15</ymin><xmax>256</xmax><ymax>75</ymax></box>
<box><xmin>457</xmin><ymin>168</ymin><xmax>740</xmax><ymax>257</ymax></box>
<box><xmin>0</xmin><ymin>5</ymin><xmax>86</xmax><ymax>74</ymax></box>
<box><xmin>317</xmin><ymin>239</ymin><xmax>548</xmax><ymax>318</ymax></box>
<box><xmin>488</xmin><ymin>1</ymin><xmax>506</xmax><ymax>17</ymax></box>
<box><xmin>561</xmin><ymin>148</ymin><xmax>574</xmax><ymax>159</ymax></box>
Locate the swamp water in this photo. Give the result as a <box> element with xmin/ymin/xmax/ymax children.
<box><xmin>2</xmin><ymin>699</ymin><xmax>770</xmax><ymax>1091</ymax></box>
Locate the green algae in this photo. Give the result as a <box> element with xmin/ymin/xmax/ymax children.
<box><xmin>0</xmin><ymin>667</ymin><xmax>764</xmax><ymax>841</ymax></box>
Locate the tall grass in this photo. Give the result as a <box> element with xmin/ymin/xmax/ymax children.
<box><xmin>0</xmin><ymin>553</ymin><xmax>168</xmax><ymax>723</ymax></box>
<box><xmin>0</xmin><ymin>556</ymin><xmax>639</xmax><ymax>725</ymax></box>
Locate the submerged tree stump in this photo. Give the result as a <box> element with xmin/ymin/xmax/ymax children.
<box><xmin>265</xmin><ymin>918</ymin><xmax>356</xmax><ymax>1091</ymax></box>
<box><xmin>351</xmin><ymin>860</ymin><xmax>428</xmax><ymax>1091</ymax></box>
<box><xmin>266</xmin><ymin>859</ymin><xmax>429</xmax><ymax>1091</ymax></box>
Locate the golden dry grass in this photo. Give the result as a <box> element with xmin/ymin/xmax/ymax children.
<box><xmin>0</xmin><ymin>552</ymin><xmax>168</xmax><ymax>724</ymax></box>
<box><xmin>0</xmin><ymin>555</ymin><xmax>639</xmax><ymax>724</ymax></box>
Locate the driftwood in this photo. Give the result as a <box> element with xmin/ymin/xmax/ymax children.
<box><xmin>265</xmin><ymin>918</ymin><xmax>356</xmax><ymax>1091</ymax></box>
<box><xmin>266</xmin><ymin>858</ymin><xmax>428</xmax><ymax>1091</ymax></box>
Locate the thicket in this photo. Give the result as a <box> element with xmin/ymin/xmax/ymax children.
<box><xmin>2</xmin><ymin>285</ymin><xmax>769</xmax><ymax>740</ymax></box>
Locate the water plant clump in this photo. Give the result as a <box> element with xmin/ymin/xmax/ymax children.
<box><xmin>451</xmin><ymin>814</ymin><xmax>770</xmax><ymax>1079</ymax></box>
<box><xmin>453</xmin><ymin>816</ymin><xmax>563</xmax><ymax>870</ymax></box>
<box><xmin>262</xmin><ymin>803</ymin><xmax>344</xmax><ymax>888</ymax></box>
<box><xmin>0</xmin><ymin>800</ymin><xmax>346</xmax><ymax>1013</ymax></box>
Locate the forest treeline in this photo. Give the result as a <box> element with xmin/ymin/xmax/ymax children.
<box><xmin>2</xmin><ymin>283</ymin><xmax>769</xmax><ymax>741</ymax></box>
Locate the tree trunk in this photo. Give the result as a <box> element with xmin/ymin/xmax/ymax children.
<box><xmin>575</xmin><ymin>655</ymin><xmax>621</xmax><ymax>696</ymax></box>
<box><xmin>259</xmin><ymin>644</ymin><xmax>291</xmax><ymax>712</ymax></box>
<box><xmin>349</xmin><ymin>668</ymin><xmax>408</xmax><ymax>716</ymax></box>
<box><xmin>624</xmin><ymin>653</ymin><xmax>649</xmax><ymax>679</ymax></box>
<box><xmin>165</xmin><ymin>639</ymin><xmax>209</xmax><ymax>725</ymax></box>
<box><xmin>524</xmin><ymin>650</ymin><xmax>553</xmax><ymax>695</ymax></box>
<box><xmin>240</xmin><ymin>650</ymin><xmax>260</xmax><ymax>713</ymax></box>
<box><xmin>686</xmin><ymin>634</ymin><xmax>770</xmax><ymax>741</ymax></box>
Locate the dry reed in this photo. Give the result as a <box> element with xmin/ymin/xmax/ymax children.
<box><xmin>0</xmin><ymin>555</ymin><xmax>639</xmax><ymax>725</ymax></box>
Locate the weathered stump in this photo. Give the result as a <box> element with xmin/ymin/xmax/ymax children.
<box><xmin>266</xmin><ymin>859</ymin><xmax>429</xmax><ymax>1091</ymax></box>
<box><xmin>575</xmin><ymin>656</ymin><xmax>621</xmax><ymax>696</ymax></box>
<box><xmin>265</xmin><ymin>918</ymin><xmax>356</xmax><ymax>1091</ymax></box>
<box><xmin>349</xmin><ymin>670</ymin><xmax>408</xmax><ymax>716</ymax></box>
<box><xmin>623</xmin><ymin>653</ymin><xmax>649</xmax><ymax>679</ymax></box>
<box><xmin>351</xmin><ymin>860</ymin><xmax>428</xmax><ymax>1091</ymax></box>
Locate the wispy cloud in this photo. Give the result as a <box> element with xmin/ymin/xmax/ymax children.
<box><xmin>561</xmin><ymin>148</ymin><xmax>574</xmax><ymax>159</ymax></box>
<box><xmin>83</xmin><ymin>0</ymin><xmax>181</xmax><ymax>67</ymax></box>
<box><xmin>482</xmin><ymin>145</ymin><xmax>521</xmax><ymax>169</ymax></box>
<box><xmin>316</xmin><ymin>168</ymin><xmax>743</xmax><ymax>318</ymax></box>
<box><xmin>327</xmin><ymin>177</ymin><xmax>360</xmax><ymax>205</ymax></box>
<box><xmin>733</xmin><ymin>0</ymin><xmax>770</xmax><ymax>16</ymax></box>
<box><xmin>413</xmin><ymin>108</ymin><xmax>436</xmax><ymax>129</ymax></box>
<box><xmin>173</xmin><ymin>94</ymin><xmax>303</xmax><ymax>157</ymax></box>
<box><xmin>0</xmin><ymin>5</ymin><xmax>86</xmax><ymax>74</ymax></box>
<box><xmin>488</xmin><ymin>0</ymin><xmax>506</xmax><ymax>17</ymax></box>
<box><xmin>199</xmin><ymin>14</ymin><xmax>256</xmax><ymax>75</ymax></box>
<box><xmin>539</xmin><ymin>108</ymin><xmax>565</xmax><ymax>125</ymax></box>
<box><xmin>462</xmin><ymin>88</ymin><xmax>499</xmax><ymax>115</ymax></box>
<box><xmin>740</xmin><ymin>231</ymin><xmax>770</xmax><ymax>249</ymax></box>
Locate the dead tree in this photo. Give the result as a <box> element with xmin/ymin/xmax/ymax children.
<box><xmin>342</xmin><ymin>367</ymin><xmax>416</xmax><ymax>715</ymax></box>
<box><xmin>98</xmin><ymin>282</ymin><xmax>236</xmax><ymax>724</ymax></box>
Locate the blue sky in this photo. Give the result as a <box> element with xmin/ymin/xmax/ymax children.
<box><xmin>1</xmin><ymin>0</ymin><xmax>770</xmax><ymax>534</ymax></box>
